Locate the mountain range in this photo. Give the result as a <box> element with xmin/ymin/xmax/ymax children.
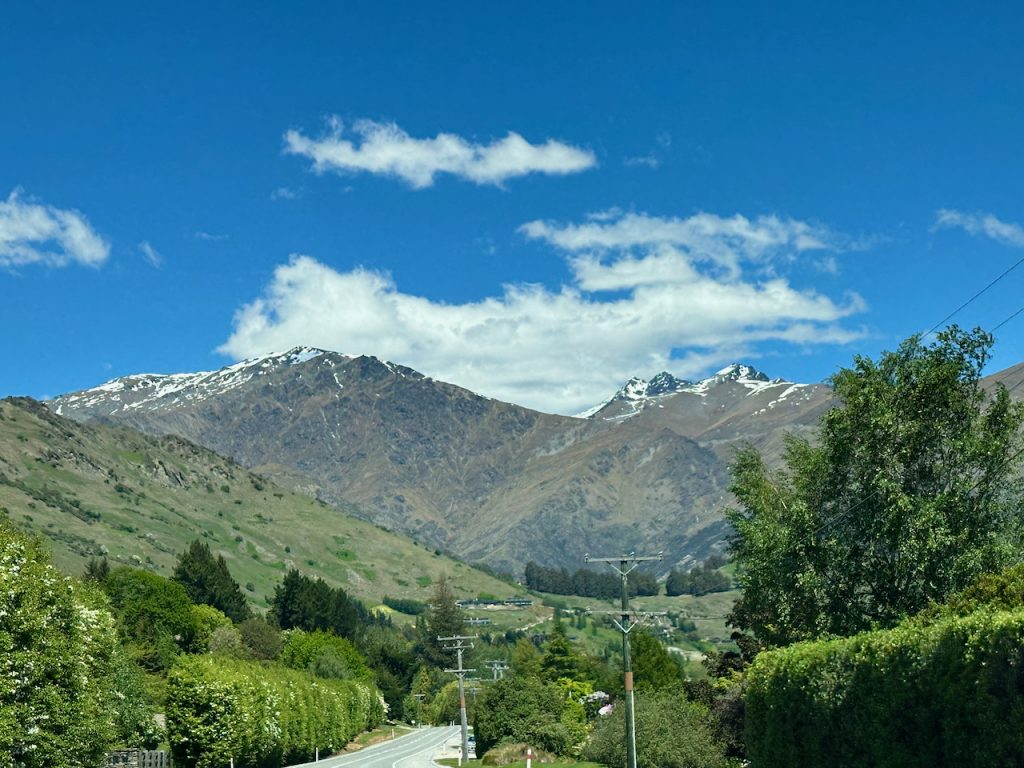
<box><xmin>48</xmin><ymin>349</ymin><xmax>852</xmax><ymax>574</ymax></box>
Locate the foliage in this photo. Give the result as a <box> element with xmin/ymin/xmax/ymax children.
<box><xmin>666</xmin><ymin>559</ymin><xmax>731</xmax><ymax>597</ymax></box>
<box><xmin>540</xmin><ymin>623</ymin><xmax>588</xmax><ymax>683</ymax></box>
<box><xmin>427</xmin><ymin>680</ymin><xmax>463</xmax><ymax>725</ymax></box>
<box><xmin>191</xmin><ymin>603</ymin><xmax>234</xmax><ymax>650</ymax></box>
<box><xmin>280</xmin><ymin>629</ymin><xmax>373</xmax><ymax>681</ymax></box>
<box><xmin>630</xmin><ymin>630</ymin><xmax>683</xmax><ymax>690</ymax></box>
<box><xmin>509</xmin><ymin>637</ymin><xmax>543</xmax><ymax>678</ymax></box>
<box><xmin>383</xmin><ymin>595</ymin><xmax>427</xmax><ymax>615</ymax></box>
<box><xmin>104</xmin><ymin>566</ymin><xmax>201</xmax><ymax>670</ymax></box>
<box><xmin>270</xmin><ymin>568</ymin><xmax>362</xmax><ymax>640</ymax></box>
<box><xmin>237</xmin><ymin>617</ymin><xmax>283</xmax><ymax>661</ymax></box>
<box><xmin>524</xmin><ymin>562</ymin><xmax>659</xmax><ymax>598</ymax></box>
<box><xmin>727</xmin><ymin>327</ymin><xmax>1024</xmax><ymax>646</ymax></box>
<box><xmin>583</xmin><ymin>690</ymin><xmax>733</xmax><ymax>768</ymax></box>
<box><xmin>475</xmin><ymin>676</ymin><xmax>586</xmax><ymax>757</ymax></box>
<box><xmin>0</xmin><ymin>521</ymin><xmax>119</xmax><ymax>766</ymax></box>
<box><xmin>744</xmin><ymin>606</ymin><xmax>1024</xmax><ymax>768</ymax></box>
<box><xmin>165</xmin><ymin>654</ymin><xmax>383</xmax><ymax>768</ymax></box>
<box><xmin>358</xmin><ymin>625</ymin><xmax>419</xmax><ymax>720</ymax></box>
<box><xmin>172</xmin><ymin>539</ymin><xmax>252</xmax><ymax>623</ymax></box>
<box><xmin>421</xmin><ymin>575</ymin><xmax>467</xmax><ymax>667</ymax></box>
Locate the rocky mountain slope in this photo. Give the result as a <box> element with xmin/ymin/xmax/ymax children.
<box><xmin>49</xmin><ymin>349</ymin><xmax>840</xmax><ymax>573</ymax></box>
<box><xmin>0</xmin><ymin>396</ymin><xmax>528</xmax><ymax>615</ymax></box>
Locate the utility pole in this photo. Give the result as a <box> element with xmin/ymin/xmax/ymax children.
<box><xmin>485</xmin><ymin>659</ymin><xmax>509</xmax><ymax>680</ymax></box>
<box><xmin>439</xmin><ymin>634</ymin><xmax>477</xmax><ymax>764</ymax></box>
<box><xmin>585</xmin><ymin>552</ymin><xmax>663</xmax><ymax>768</ymax></box>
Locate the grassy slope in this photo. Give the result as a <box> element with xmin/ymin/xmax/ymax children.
<box><xmin>0</xmin><ymin>397</ymin><xmax>541</xmax><ymax>627</ymax></box>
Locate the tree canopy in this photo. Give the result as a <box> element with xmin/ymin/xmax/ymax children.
<box><xmin>727</xmin><ymin>327</ymin><xmax>1024</xmax><ymax>646</ymax></box>
<box><xmin>172</xmin><ymin>539</ymin><xmax>252</xmax><ymax>623</ymax></box>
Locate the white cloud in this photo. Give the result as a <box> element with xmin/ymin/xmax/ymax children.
<box><xmin>195</xmin><ymin>231</ymin><xmax>229</xmax><ymax>241</ymax></box>
<box><xmin>220</xmin><ymin>210</ymin><xmax>865</xmax><ymax>414</ymax></box>
<box><xmin>934</xmin><ymin>209</ymin><xmax>1024</xmax><ymax>247</ymax></box>
<box><xmin>284</xmin><ymin>117</ymin><xmax>596</xmax><ymax>189</ymax></box>
<box><xmin>0</xmin><ymin>189</ymin><xmax>109</xmax><ymax>268</ymax></box>
<box><xmin>138</xmin><ymin>241</ymin><xmax>163</xmax><ymax>268</ymax></box>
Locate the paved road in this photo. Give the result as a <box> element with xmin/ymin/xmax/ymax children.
<box><xmin>289</xmin><ymin>726</ymin><xmax>462</xmax><ymax>768</ymax></box>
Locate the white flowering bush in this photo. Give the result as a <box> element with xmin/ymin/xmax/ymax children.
<box><xmin>166</xmin><ymin>655</ymin><xmax>384</xmax><ymax>768</ymax></box>
<box><xmin>0</xmin><ymin>522</ymin><xmax>121</xmax><ymax>767</ymax></box>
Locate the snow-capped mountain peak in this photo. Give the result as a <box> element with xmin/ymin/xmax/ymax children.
<box><xmin>712</xmin><ymin>363</ymin><xmax>769</xmax><ymax>383</ymax></box>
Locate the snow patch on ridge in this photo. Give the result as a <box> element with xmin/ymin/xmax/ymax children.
<box><xmin>51</xmin><ymin>347</ymin><xmax>335</xmax><ymax>414</ymax></box>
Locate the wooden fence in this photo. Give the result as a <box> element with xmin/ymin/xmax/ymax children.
<box><xmin>105</xmin><ymin>749</ymin><xmax>170</xmax><ymax>768</ymax></box>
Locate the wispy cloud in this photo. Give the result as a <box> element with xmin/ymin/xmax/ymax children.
<box><xmin>220</xmin><ymin>210</ymin><xmax>864</xmax><ymax>415</ymax></box>
<box><xmin>284</xmin><ymin>117</ymin><xmax>597</xmax><ymax>189</ymax></box>
<box><xmin>0</xmin><ymin>189</ymin><xmax>109</xmax><ymax>268</ymax></box>
<box><xmin>138</xmin><ymin>241</ymin><xmax>163</xmax><ymax>268</ymax></box>
<box><xmin>195</xmin><ymin>231</ymin><xmax>229</xmax><ymax>241</ymax></box>
<box><xmin>624</xmin><ymin>154</ymin><xmax>660</xmax><ymax>169</ymax></box>
<box><xmin>934</xmin><ymin>209</ymin><xmax>1024</xmax><ymax>247</ymax></box>
<box><xmin>521</xmin><ymin>210</ymin><xmax>837</xmax><ymax>280</ymax></box>
<box><xmin>270</xmin><ymin>186</ymin><xmax>302</xmax><ymax>201</ymax></box>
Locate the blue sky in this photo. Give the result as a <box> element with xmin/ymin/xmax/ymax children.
<box><xmin>3</xmin><ymin>2</ymin><xmax>1024</xmax><ymax>414</ymax></box>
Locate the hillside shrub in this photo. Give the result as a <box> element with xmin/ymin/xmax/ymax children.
<box><xmin>744</xmin><ymin>608</ymin><xmax>1024</xmax><ymax>767</ymax></box>
<box><xmin>166</xmin><ymin>655</ymin><xmax>383</xmax><ymax>768</ymax></box>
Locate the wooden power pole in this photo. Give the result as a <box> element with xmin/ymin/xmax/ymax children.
<box><xmin>585</xmin><ymin>552</ymin><xmax>663</xmax><ymax>768</ymax></box>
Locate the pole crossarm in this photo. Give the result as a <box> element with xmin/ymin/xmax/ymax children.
<box><xmin>587</xmin><ymin>609</ymin><xmax>667</xmax><ymax>635</ymax></box>
<box><xmin>584</xmin><ymin>552</ymin><xmax>663</xmax><ymax>577</ymax></box>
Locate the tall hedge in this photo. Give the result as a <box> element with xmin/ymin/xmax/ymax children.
<box><xmin>166</xmin><ymin>655</ymin><xmax>383</xmax><ymax>768</ymax></box>
<box><xmin>744</xmin><ymin>608</ymin><xmax>1024</xmax><ymax>767</ymax></box>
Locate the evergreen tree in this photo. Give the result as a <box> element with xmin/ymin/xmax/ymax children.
<box><xmin>83</xmin><ymin>555</ymin><xmax>110</xmax><ymax>583</ymax></box>
<box><xmin>421</xmin><ymin>575</ymin><xmax>466</xmax><ymax>667</ymax></box>
<box><xmin>630</xmin><ymin>630</ymin><xmax>683</xmax><ymax>690</ymax></box>
<box><xmin>540</xmin><ymin>622</ymin><xmax>586</xmax><ymax>683</ymax></box>
<box><xmin>270</xmin><ymin>569</ymin><xmax>361</xmax><ymax>639</ymax></box>
<box><xmin>172</xmin><ymin>539</ymin><xmax>252</xmax><ymax>623</ymax></box>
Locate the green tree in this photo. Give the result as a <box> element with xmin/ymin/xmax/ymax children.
<box><xmin>279</xmin><ymin>629</ymin><xmax>373</xmax><ymax>681</ymax></box>
<box><xmin>421</xmin><ymin>575</ymin><xmax>466</xmax><ymax>667</ymax></box>
<box><xmin>583</xmin><ymin>690</ymin><xmax>731</xmax><ymax>768</ymax></box>
<box><xmin>238</xmin><ymin>616</ymin><xmax>283</xmax><ymax>661</ymax></box>
<box><xmin>475</xmin><ymin>676</ymin><xmax>584</xmax><ymax>756</ymax></box>
<box><xmin>727</xmin><ymin>327</ymin><xmax>1024</xmax><ymax>646</ymax></box>
<box><xmin>540</xmin><ymin>623</ymin><xmax>587</xmax><ymax>684</ymax></box>
<box><xmin>630</xmin><ymin>631</ymin><xmax>682</xmax><ymax>691</ymax></box>
<box><xmin>172</xmin><ymin>539</ymin><xmax>252</xmax><ymax>623</ymax></box>
<box><xmin>509</xmin><ymin>637</ymin><xmax>542</xmax><ymax>678</ymax></box>
<box><xmin>270</xmin><ymin>569</ymin><xmax>361</xmax><ymax>640</ymax></box>
<box><xmin>0</xmin><ymin>521</ymin><xmax>121</xmax><ymax>766</ymax></box>
<box><xmin>104</xmin><ymin>566</ymin><xmax>202</xmax><ymax>670</ymax></box>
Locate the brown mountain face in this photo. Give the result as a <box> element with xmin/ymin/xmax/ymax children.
<box><xmin>56</xmin><ymin>350</ymin><xmax>1020</xmax><ymax>575</ymax></box>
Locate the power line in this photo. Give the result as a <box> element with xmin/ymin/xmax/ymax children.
<box><xmin>924</xmin><ymin>253</ymin><xmax>1024</xmax><ymax>338</ymax></box>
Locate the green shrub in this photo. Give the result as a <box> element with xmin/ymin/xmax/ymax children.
<box><xmin>744</xmin><ymin>608</ymin><xmax>1024</xmax><ymax>767</ymax></box>
<box><xmin>166</xmin><ymin>655</ymin><xmax>384</xmax><ymax>768</ymax></box>
<box><xmin>584</xmin><ymin>690</ymin><xmax>732</xmax><ymax>768</ymax></box>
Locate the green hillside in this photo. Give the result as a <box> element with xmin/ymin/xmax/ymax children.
<box><xmin>0</xmin><ymin>397</ymin><xmax>536</xmax><ymax>624</ymax></box>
